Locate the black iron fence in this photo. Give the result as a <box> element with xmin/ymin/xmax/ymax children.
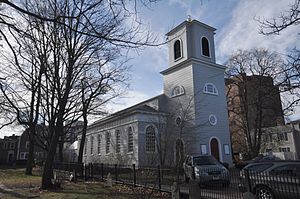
<box><xmin>52</xmin><ymin>162</ymin><xmax>300</xmax><ymax>199</ymax></box>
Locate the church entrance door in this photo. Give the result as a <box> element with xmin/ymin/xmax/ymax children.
<box><xmin>210</xmin><ymin>138</ymin><xmax>220</xmax><ymax>161</ymax></box>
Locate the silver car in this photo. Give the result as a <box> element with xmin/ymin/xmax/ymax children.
<box><xmin>183</xmin><ymin>155</ymin><xmax>230</xmax><ymax>186</ymax></box>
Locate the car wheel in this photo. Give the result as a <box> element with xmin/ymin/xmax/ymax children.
<box><xmin>256</xmin><ymin>186</ymin><xmax>274</xmax><ymax>199</ymax></box>
<box><xmin>184</xmin><ymin>173</ymin><xmax>189</xmax><ymax>183</ymax></box>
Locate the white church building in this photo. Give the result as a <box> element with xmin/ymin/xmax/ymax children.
<box><xmin>79</xmin><ymin>19</ymin><xmax>233</xmax><ymax>167</ymax></box>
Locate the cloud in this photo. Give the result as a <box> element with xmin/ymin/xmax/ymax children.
<box><xmin>0</xmin><ymin>124</ymin><xmax>24</xmax><ymax>139</ymax></box>
<box><xmin>105</xmin><ymin>90</ymin><xmax>154</xmax><ymax>114</ymax></box>
<box><xmin>216</xmin><ymin>0</ymin><xmax>299</xmax><ymax>63</ymax></box>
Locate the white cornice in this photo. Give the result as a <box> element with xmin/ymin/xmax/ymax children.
<box><xmin>160</xmin><ymin>57</ymin><xmax>226</xmax><ymax>75</ymax></box>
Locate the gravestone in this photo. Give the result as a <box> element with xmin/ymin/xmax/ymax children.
<box><xmin>171</xmin><ymin>182</ymin><xmax>180</xmax><ymax>199</ymax></box>
<box><xmin>106</xmin><ymin>173</ymin><xmax>112</xmax><ymax>187</ymax></box>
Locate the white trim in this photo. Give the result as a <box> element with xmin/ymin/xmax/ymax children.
<box><xmin>171</xmin><ymin>85</ymin><xmax>185</xmax><ymax>98</ymax></box>
<box><xmin>201</xmin><ymin>144</ymin><xmax>208</xmax><ymax>155</ymax></box>
<box><xmin>209</xmin><ymin>114</ymin><xmax>217</xmax><ymax>126</ymax></box>
<box><xmin>200</xmin><ymin>36</ymin><xmax>211</xmax><ymax>58</ymax></box>
<box><xmin>208</xmin><ymin>136</ymin><xmax>223</xmax><ymax>162</ymax></box>
<box><xmin>203</xmin><ymin>83</ymin><xmax>218</xmax><ymax>95</ymax></box>
<box><xmin>127</xmin><ymin>125</ymin><xmax>134</xmax><ymax>153</ymax></box>
<box><xmin>173</xmin><ymin>39</ymin><xmax>183</xmax><ymax>61</ymax></box>
<box><xmin>144</xmin><ymin>124</ymin><xmax>158</xmax><ymax>153</ymax></box>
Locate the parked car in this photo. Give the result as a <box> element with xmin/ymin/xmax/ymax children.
<box><xmin>239</xmin><ymin>161</ymin><xmax>300</xmax><ymax>199</ymax></box>
<box><xmin>246</xmin><ymin>154</ymin><xmax>281</xmax><ymax>164</ymax></box>
<box><xmin>183</xmin><ymin>155</ymin><xmax>230</xmax><ymax>186</ymax></box>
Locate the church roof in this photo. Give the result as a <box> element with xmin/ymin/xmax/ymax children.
<box><xmin>166</xmin><ymin>19</ymin><xmax>216</xmax><ymax>36</ymax></box>
<box><xmin>89</xmin><ymin>94</ymin><xmax>167</xmax><ymax>128</ymax></box>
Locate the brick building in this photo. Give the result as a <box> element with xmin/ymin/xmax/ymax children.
<box><xmin>226</xmin><ymin>75</ymin><xmax>285</xmax><ymax>159</ymax></box>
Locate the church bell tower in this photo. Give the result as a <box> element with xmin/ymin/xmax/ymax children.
<box><xmin>161</xmin><ymin>19</ymin><xmax>232</xmax><ymax>165</ymax></box>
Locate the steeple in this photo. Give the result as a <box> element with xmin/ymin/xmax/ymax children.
<box><xmin>166</xmin><ymin>19</ymin><xmax>216</xmax><ymax>68</ymax></box>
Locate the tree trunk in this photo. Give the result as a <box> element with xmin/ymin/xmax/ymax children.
<box><xmin>77</xmin><ymin>108</ymin><xmax>88</xmax><ymax>163</ymax></box>
<box><xmin>41</xmin><ymin>121</ymin><xmax>63</xmax><ymax>189</ymax></box>
<box><xmin>25</xmin><ymin>132</ymin><xmax>35</xmax><ymax>175</ymax></box>
<box><xmin>58</xmin><ymin>136</ymin><xmax>64</xmax><ymax>162</ymax></box>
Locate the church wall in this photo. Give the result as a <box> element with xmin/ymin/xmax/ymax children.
<box><xmin>82</xmin><ymin>117</ymin><xmax>139</xmax><ymax>166</ymax></box>
<box><xmin>192</xmin><ymin>64</ymin><xmax>232</xmax><ymax>164</ymax></box>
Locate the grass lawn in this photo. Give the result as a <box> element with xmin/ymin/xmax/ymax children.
<box><xmin>0</xmin><ymin>168</ymin><xmax>170</xmax><ymax>199</ymax></box>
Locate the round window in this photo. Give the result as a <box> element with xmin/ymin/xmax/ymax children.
<box><xmin>209</xmin><ymin>114</ymin><xmax>217</xmax><ymax>125</ymax></box>
<box><xmin>175</xmin><ymin>117</ymin><xmax>182</xmax><ymax>126</ymax></box>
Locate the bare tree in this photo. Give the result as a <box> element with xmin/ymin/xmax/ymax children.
<box><xmin>257</xmin><ymin>0</ymin><xmax>300</xmax><ymax>117</ymax></box>
<box><xmin>226</xmin><ymin>48</ymin><xmax>286</xmax><ymax>159</ymax></box>
<box><xmin>0</xmin><ymin>0</ymin><xmax>160</xmax><ymax>190</ymax></box>
<box><xmin>258</xmin><ymin>0</ymin><xmax>300</xmax><ymax>35</ymax></box>
<box><xmin>0</xmin><ymin>8</ymin><xmax>50</xmax><ymax>174</ymax></box>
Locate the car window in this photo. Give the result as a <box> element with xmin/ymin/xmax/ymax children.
<box><xmin>270</xmin><ymin>164</ymin><xmax>298</xmax><ymax>177</ymax></box>
<box><xmin>193</xmin><ymin>156</ymin><xmax>219</xmax><ymax>166</ymax></box>
<box><xmin>246</xmin><ymin>164</ymin><xmax>273</xmax><ymax>172</ymax></box>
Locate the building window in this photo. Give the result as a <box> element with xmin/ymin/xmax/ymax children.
<box><xmin>284</xmin><ymin>132</ymin><xmax>288</xmax><ymax>141</ymax></box>
<box><xmin>279</xmin><ymin>147</ymin><xmax>290</xmax><ymax>152</ymax></box>
<box><xmin>145</xmin><ymin>125</ymin><xmax>156</xmax><ymax>153</ymax></box>
<box><xmin>224</xmin><ymin>144</ymin><xmax>230</xmax><ymax>155</ymax></box>
<box><xmin>84</xmin><ymin>138</ymin><xmax>88</xmax><ymax>155</ymax></box>
<box><xmin>201</xmin><ymin>37</ymin><xmax>210</xmax><ymax>57</ymax></box>
<box><xmin>201</xmin><ymin>144</ymin><xmax>207</xmax><ymax>155</ymax></box>
<box><xmin>116</xmin><ymin>130</ymin><xmax>121</xmax><ymax>153</ymax></box>
<box><xmin>106</xmin><ymin>132</ymin><xmax>110</xmax><ymax>154</ymax></box>
<box><xmin>97</xmin><ymin>134</ymin><xmax>101</xmax><ymax>154</ymax></box>
<box><xmin>3</xmin><ymin>142</ymin><xmax>7</xmax><ymax>149</ymax></box>
<box><xmin>90</xmin><ymin>136</ymin><xmax>94</xmax><ymax>155</ymax></box>
<box><xmin>171</xmin><ymin>85</ymin><xmax>185</xmax><ymax>97</ymax></box>
<box><xmin>203</xmin><ymin>83</ymin><xmax>218</xmax><ymax>95</ymax></box>
<box><xmin>10</xmin><ymin>142</ymin><xmax>15</xmax><ymax>149</ymax></box>
<box><xmin>128</xmin><ymin>127</ymin><xmax>133</xmax><ymax>153</ymax></box>
<box><xmin>209</xmin><ymin>114</ymin><xmax>217</xmax><ymax>126</ymax></box>
<box><xmin>25</xmin><ymin>141</ymin><xmax>30</xmax><ymax>149</ymax></box>
<box><xmin>174</xmin><ymin>40</ymin><xmax>182</xmax><ymax>60</ymax></box>
<box><xmin>20</xmin><ymin>152</ymin><xmax>28</xmax><ymax>160</ymax></box>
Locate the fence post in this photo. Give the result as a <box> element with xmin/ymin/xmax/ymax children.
<box><xmin>115</xmin><ymin>164</ymin><xmax>118</xmax><ymax>182</ymax></box>
<box><xmin>90</xmin><ymin>163</ymin><xmax>93</xmax><ymax>180</ymax></box>
<box><xmin>84</xmin><ymin>164</ymin><xmax>87</xmax><ymax>181</ymax></box>
<box><xmin>245</xmin><ymin>169</ymin><xmax>252</xmax><ymax>192</ymax></box>
<box><xmin>81</xmin><ymin>163</ymin><xmax>84</xmax><ymax>179</ymax></box>
<box><xmin>133</xmin><ymin>164</ymin><xmax>136</xmax><ymax>187</ymax></box>
<box><xmin>158</xmin><ymin>165</ymin><xmax>161</xmax><ymax>192</ymax></box>
<box><xmin>101</xmin><ymin>163</ymin><xmax>104</xmax><ymax>181</ymax></box>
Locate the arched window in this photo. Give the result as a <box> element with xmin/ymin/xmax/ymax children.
<box><xmin>145</xmin><ymin>126</ymin><xmax>156</xmax><ymax>152</ymax></box>
<box><xmin>203</xmin><ymin>83</ymin><xmax>218</xmax><ymax>95</ymax></box>
<box><xmin>174</xmin><ymin>40</ymin><xmax>182</xmax><ymax>60</ymax></box>
<box><xmin>201</xmin><ymin>37</ymin><xmax>210</xmax><ymax>57</ymax></box>
<box><xmin>106</xmin><ymin>132</ymin><xmax>110</xmax><ymax>154</ymax></box>
<box><xmin>115</xmin><ymin>130</ymin><xmax>121</xmax><ymax>153</ymax></box>
<box><xmin>128</xmin><ymin>127</ymin><xmax>133</xmax><ymax>153</ymax></box>
<box><xmin>97</xmin><ymin>134</ymin><xmax>101</xmax><ymax>154</ymax></box>
<box><xmin>84</xmin><ymin>138</ymin><xmax>88</xmax><ymax>155</ymax></box>
<box><xmin>90</xmin><ymin>136</ymin><xmax>94</xmax><ymax>154</ymax></box>
<box><xmin>171</xmin><ymin>85</ymin><xmax>185</xmax><ymax>97</ymax></box>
